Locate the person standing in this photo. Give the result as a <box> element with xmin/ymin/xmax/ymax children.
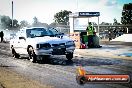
<box><xmin>0</xmin><ymin>31</ymin><xmax>4</xmax><ymax>42</ymax></box>
<box><xmin>86</xmin><ymin>22</ymin><xmax>95</xmax><ymax>48</ymax></box>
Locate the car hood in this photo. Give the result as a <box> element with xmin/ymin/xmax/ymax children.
<box><xmin>26</xmin><ymin>36</ymin><xmax>70</xmax><ymax>45</ymax></box>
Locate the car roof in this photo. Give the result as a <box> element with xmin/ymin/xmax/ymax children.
<box><xmin>20</xmin><ymin>27</ymin><xmax>48</xmax><ymax>31</ymax></box>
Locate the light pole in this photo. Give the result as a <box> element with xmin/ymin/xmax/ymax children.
<box><xmin>12</xmin><ymin>1</ymin><xmax>13</xmax><ymax>27</ymax></box>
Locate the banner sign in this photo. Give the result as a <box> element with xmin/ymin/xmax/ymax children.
<box><xmin>76</xmin><ymin>66</ymin><xmax>130</xmax><ymax>85</ymax></box>
<box><xmin>79</xmin><ymin>12</ymin><xmax>100</xmax><ymax>17</ymax></box>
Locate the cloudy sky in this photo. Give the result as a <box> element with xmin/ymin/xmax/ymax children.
<box><xmin>0</xmin><ymin>0</ymin><xmax>131</xmax><ymax>24</ymax></box>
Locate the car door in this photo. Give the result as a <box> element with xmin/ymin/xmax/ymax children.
<box><xmin>12</xmin><ymin>34</ymin><xmax>20</xmax><ymax>52</ymax></box>
<box><xmin>14</xmin><ymin>30</ymin><xmax>27</xmax><ymax>55</ymax></box>
<box><xmin>16</xmin><ymin>36</ymin><xmax>27</xmax><ymax>54</ymax></box>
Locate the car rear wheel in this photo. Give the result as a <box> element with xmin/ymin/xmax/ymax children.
<box><xmin>66</xmin><ymin>53</ymin><xmax>73</xmax><ymax>60</ymax></box>
<box><xmin>28</xmin><ymin>46</ymin><xmax>37</xmax><ymax>63</ymax></box>
<box><xmin>11</xmin><ymin>46</ymin><xmax>20</xmax><ymax>58</ymax></box>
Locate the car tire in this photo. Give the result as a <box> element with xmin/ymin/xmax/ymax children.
<box><xmin>11</xmin><ymin>46</ymin><xmax>20</xmax><ymax>58</ymax></box>
<box><xmin>66</xmin><ymin>53</ymin><xmax>73</xmax><ymax>60</ymax></box>
<box><xmin>28</xmin><ymin>46</ymin><xmax>37</xmax><ymax>63</ymax></box>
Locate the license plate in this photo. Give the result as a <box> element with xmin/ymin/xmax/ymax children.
<box><xmin>52</xmin><ymin>48</ymin><xmax>66</xmax><ymax>55</ymax></box>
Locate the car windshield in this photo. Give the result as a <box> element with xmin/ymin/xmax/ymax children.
<box><xmin>48</xmin><ymin>28</ymin><xmax>61</xmax><ymax>35</ymax></box>
<box><xmin>26</xmin><ymin>28</ymin><xmax>50</xmax><ymax>38</ymax></box>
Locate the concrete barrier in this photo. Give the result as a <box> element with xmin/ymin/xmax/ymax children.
<box><xmin>112</xmin><ymin>34</ymin><xmax>132</xmax><ymax>42</ymax></box>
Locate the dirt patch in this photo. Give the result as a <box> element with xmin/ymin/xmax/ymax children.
<box><xmin>0</xmin><ymin>67</ymin><xmax>53</xmax><ymax>88</ymax></box>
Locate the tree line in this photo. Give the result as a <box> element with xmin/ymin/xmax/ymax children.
<box><xmin>0</xmin><ymin>3</ymin><xmax>131</xmax><ymax>30</ymax></box>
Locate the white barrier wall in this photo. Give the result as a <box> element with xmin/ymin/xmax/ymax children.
<box><xmin>0</xmin><ymin>29</ymin><xmax>19</xmax><ymax>41</ymax></box>
<box><xmin>112</xmin><ymin>34</ymin><xmax>132</xmax><ymax>42</ymax></box>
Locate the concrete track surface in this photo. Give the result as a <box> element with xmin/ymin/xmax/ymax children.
<box><xmin>0</xmin><ymin>43</ymin><xmax>132</xmax><ymax>88</ymax></box>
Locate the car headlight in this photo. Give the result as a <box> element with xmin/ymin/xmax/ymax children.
<box><xmin>36</xmin><ymin>43</ymin><xmax>51</xmax><ymax>49</ymax></box>
<box><xmin>66</xmin><ymin>41</ymin><xmax>75</xmax><ymax>45</ymax></box>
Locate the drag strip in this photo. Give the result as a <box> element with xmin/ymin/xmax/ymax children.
<box><xmin>0</xmin><ymin>43</ymin><xmax>132</xmax><ymax>88</ymax></box>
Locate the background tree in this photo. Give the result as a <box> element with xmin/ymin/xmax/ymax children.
<box><xmin>121</xmin><ymin>3</ymin><xmax>132</xmax><ymax>24</ymax></box>
<box><xmin>0</xmin><ymin>15</ymin><xmax>12</xmax><ymax>29</ymax></box>
<box><xmin>33</xmin><ymin>17</ymin><xmax>39</xmax><ymax>24</ymax></box>
<box><xmin>20</xmin><ymin>20</ymin><xmax>29</xmax><ymax>28</ymax></box>
<box><xmin>113</xmin><ymin>18</ymin><xmax>117</xmax><ymax>25</ymax></box>
<box><xmin>12</xmin><ymin>19</ymin><xmax>19</xmax><ymax>28</ymax></box>
<box><xmin>54</xmin><ymin>10</ymin><xmax>72</xmax><ymax>25</ymax></box>
<box><xmin>32</xmin><ymin>16</ymin><xmax>41</xmax><ymax>27</ymax></box>
<box><xmin>113</xmin><ymin>18</ymin><xmax>120</xmax><ymax>25</ymax></box>
<box><xmin>0</xmin><ymin>15</ymin><xmax>19</xmax><ymax>29</ymax></box>
<box><xmin>32</xmin><ymin>17</ymin><xmax>49</xmax><ymax>27</ymax></box>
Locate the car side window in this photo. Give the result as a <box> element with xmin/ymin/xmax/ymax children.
<box><xmin>48</xmin><ymin>28</ymin><xmax>60</xmax><ymax>35</ymax></box>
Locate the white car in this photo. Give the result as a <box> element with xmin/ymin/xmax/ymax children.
<box><xmin>10</xmin><ymin>27</ymin><xmax>75</xmax><ymax>63</ymax></box>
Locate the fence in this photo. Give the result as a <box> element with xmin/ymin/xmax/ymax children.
<box><xmin>54</xmin><ymin>24</ymin><xmax>132</xmax><ymax>40</ymax></box>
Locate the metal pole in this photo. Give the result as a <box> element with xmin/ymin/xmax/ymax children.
<box><xmin>98</xmin><ymin>16</ymin><xmax>99</xmax><ymax>33</ymax></box>
<box><xmin>126</xmin><ymin>27</ymin><xmax>128</xmax><ymax>33</ymax></box>
<box><xmin>12</xmin><ymin>1</ymin><xmax>13</xmax><ymax>27</ymax></box>
<box><xmin>73</xmin><ymin>17</ymin><xmax>74</xmax><ymax>33</ymax></box>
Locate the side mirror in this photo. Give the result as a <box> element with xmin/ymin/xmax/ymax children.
<box><xmin>19</xmin><ymin>37</ymin><xmax>26</xmax><ymax>40</ymax></box>
<box><xmin>60</xmin><ymin>35</ymin><xmax>63</xmax><ymax>39</ymax></box>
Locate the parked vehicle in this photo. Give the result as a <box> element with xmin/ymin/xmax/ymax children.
<box><xmin>10</xmin><ymin>27</ymin><xmax>75</xmax><ymax>63</ymax></box>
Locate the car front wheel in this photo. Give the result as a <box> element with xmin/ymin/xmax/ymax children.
<box><xmin>28</xmin><ymin>46</ymin><xmax>37</xmax><ymax>63</ymax></box>
<box><xmin>66</xmin><ymin>53</ymin><xmax>73</xmax><ymax>60</ymax></box>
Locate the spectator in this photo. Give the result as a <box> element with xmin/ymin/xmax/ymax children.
<box><xmin>86</xmin><ymin>22</ymin><xmax>95</xmax><ymax>47</ymax></box>
<box><xmin>0</xmin><ymin>31</ymin><xmax>4</xmax><ymax>42</ymax></box>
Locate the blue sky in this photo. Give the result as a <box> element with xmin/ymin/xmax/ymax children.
<box><xmin>0</xmin><ymin>0</ymin><xmax>132</xmax><ymax>24</ymax></box>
